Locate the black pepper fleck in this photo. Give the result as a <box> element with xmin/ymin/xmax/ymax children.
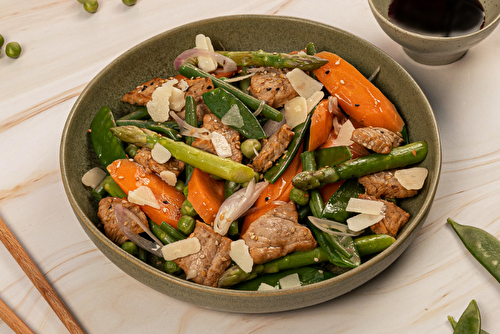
<box><xmin>325</xmin><ymin>70</ymin><xmax>330</xmax><ymax>74</ymax></box>
<box><xmin>355</xmin><ymin>104</ymin><xmax>360</xmax><ymax>107</ymax></box>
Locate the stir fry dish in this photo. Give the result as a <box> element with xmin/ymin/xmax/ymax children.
<box><xmin>82</xmin><ymin>35</ymin><xmax>429</xmax><ymax>291</ymax></box>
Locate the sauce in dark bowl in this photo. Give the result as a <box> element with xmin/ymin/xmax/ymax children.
<box><xmin>388</xmin><ymin>0</ymin><xmax>485</xmax><ymax>37</ymax></box>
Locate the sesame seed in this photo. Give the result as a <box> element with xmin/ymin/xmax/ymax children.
<box><xmin>340</xmin><ymin>79</ymin><xmax>345</xmax><ymax>84</ymax></box>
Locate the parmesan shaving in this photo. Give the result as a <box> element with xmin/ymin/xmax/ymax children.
<box><xmin>286</xmin><ymin>68</ymin><xmax>324</xmax><ymax>99</ymax></box>
<box><xmin>146</xmin><ymin>79</ymin><xmax>178</xmax><ymax>122</ymax></box>
<box><xmin>230</xmin><ymin>239</ymin><xmax>253</xmax><ymax>273</ymax></box>
<box><xmin>221</xmin><ymin>104</ymin><xmax>244</xmax><ymax>128</ymax></box>
<box><xmin>211</xmin><ymin>132</ymin><xmax>232</xmax><ymax>158</ymax></box>
<box><xmin>258</xmin><ymin>283</ymin><xmax>277</xmax><ymax>291</ymax></box>
<box><xmin>128</xmin><ymin>186</ymin><xmax>160</xmax><ymax>209</ymax></box>
<box><xmin>151</xmin><ymin>142</ymin><xmax>172</xmax><ymax>164</ymax></box>
<box><xmin>330</xmin><ymin>119</ymin><xmax>354</xmax><ymax>147</ymax></box>
<box><xmin>279</xmin><ymin>273</ymin><xmax>301</xmax><ymax>289</ymax></box>
<box><xmin>161</xmin><ymin>237</ymin><xmax>201</xmax><ymax>261</ymax></box>
<box><xmin>283</xmin><ymin>96</ymin><xmax>308</xmax><ymax>129</ymax></box>
<box><xmin>81</xmin><ymin>167</ymin><xmax>106</xmax><ymax>188</ymax></box>
<box><xmin>169</xmin><ymin>86</ymin><xmax>186</xmax><ymax>112</ymax></box>
<box><xmin>347</xmin><ymin>213</ymin><xmax>385</xmax><ymax>232</ymax></box>
<box><xmin>306</xmin><ymin>91</ymin><xmax>324</xmax><ymax>113</ymax></box>
<box><xmin>346</xmin><ymin>198</ymin><xmax>385</xmax><ymax>215</ymax></box>
<box><xmin>160</xmin><ymin>170</ymin><xmax>177</xmax><ymax>187</ymax></box>
<box><xmin>395</xmin><ymin>167</ymin><xmax>428</xmax><ymax>190</ymax></box>
<box><xmin>195</xmin><ymin>34</ymin><xmax>217</xmax><ymax>72</ymax></box>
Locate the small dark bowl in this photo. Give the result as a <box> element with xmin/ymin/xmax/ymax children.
<box><xmin>60</xmin><ymin>15</ymin><xmax>441</xmax><ymax>313</ymax></box>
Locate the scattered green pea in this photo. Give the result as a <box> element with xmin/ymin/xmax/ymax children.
<box><xmin>164</xmin><ymin>261</ymin><xmax>182</xmax><ymax>275</ymax></box>
<box><xmin>174</xmin><ymin>179</ymin><xmax>185</xmax><ymax>192</ymax></box>
<box><xmin>83</xmin><ymin>0</ymin><xmax>98</xmax><ymax>13</ymax></box>
<box><xmin>289</xmin><ymin>187</ymin><xmax>310</xmax><ymax>206</ymax></box>
<box><xmin>5</xmin><ymin>42</ymin><xmax>21</xmax><ymax>59</ymax></box>
<box><xmin>121</xmin><ymin>241</ymin><xmax>138</xmax><ymax>255</ymax></box>
<box><xmin>122</xmin><ymin>0</ymin><xmax>137</xmax><ymax>5</ymax></box>
<box><xmin>181</xmin><ymin>199</ymin><xmax>197</xmax><ymax>216</ymax></box>
<box><xmin>0</xmin><ymin>34</ymin><xmax>4</xmax><ymax>48</ymax></box>
<box><xmin>241</xmin><ymin>139</ymin><xmax>262</xmax><ymax>160</ymax></box>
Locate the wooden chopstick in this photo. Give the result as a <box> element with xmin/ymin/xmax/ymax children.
<box><xmin>0</xmin><ymin>296</ymin><xmax>35</xmax><ymax>334</ymax></box>
<box><xmin>0</xmin><ymin>216</ymin><xmax>85</xmax><ymax>334</ymax></box>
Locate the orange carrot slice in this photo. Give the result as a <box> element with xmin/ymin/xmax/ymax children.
<box><xmin>107</xmin><ymin>159</ymin><xmax>185</xmax><ymax>228</ymax></box>
<box><xmin>313</xmin><ymin>51</ymin><xmax>405</xmax><ymax>133</ymax></box>
<box><xmin>308</xmin><ymin>99</ymin><xmax>334</xmax><ymax>151</ymax></box>
<box><xmin>187</xmin><ymin>168</ymin><xmax>226</xmax><ymax>225</ymax></box>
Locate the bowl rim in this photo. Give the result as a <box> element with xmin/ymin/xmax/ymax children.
<box><xmin>60</xmin><ymin>13</ymin><xmax>442</xmax><ymax>312</ymax></box>
<box><xmin>367</xmin><ymin>0</ymin><xmax>500</xmax><ymax>41</ymax></box>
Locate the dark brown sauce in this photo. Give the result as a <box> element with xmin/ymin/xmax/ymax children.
<box><xmin>388</xmin><ymin>0</ymin><xmax>486</xmax><ymax>37</ymax></box>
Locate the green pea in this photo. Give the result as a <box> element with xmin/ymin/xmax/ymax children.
<box><xmin>289</xmin><ymin>187</ymin><xmax>310</xmax><ymax>206</ymax></box>
<box><xmin>177</xmin><ymin>215</ymin><xmax>195</xmax><ymax>236</ymax></box>
<box><xmin>83</xmin><ymin>0</ymin><xmax>98</xmax><ymax>13</ymax></box>
<box><xmin>122</xmin><ymin>0</ymin><xmax>137</xmax><ymax>5</ymax></box>
<box><xmin>241</xmin><ymin>139</ymin><xmax>262</xmax><ymax>160</ymax></box>
<box><xmin>174</xmin><ymin>179</ymin><xmax>185</xmax><ymax>192</ymax></box>
<box><xmin>121</xmin><ymin>241</ymin><xmax>138</xmax><ymax>255</ymax></box>
<box><xmin>5</xmin><ymin>42</ymin><xmax>21</xmax><ymax>59</ymax></box>
<box><xmin>181</xmin><ymin>199</ymin><xmax>197</xmax><ymax>216</ymax></box>
<box><xmin>227</xmin><ymin>220</ymin><xmax>239</xmax><ymax>238</ymax></box>
<box><xmin>182</xmin><ymin>185</ymin><xmax>189</xmax><ymax>197</ymax></box>
<box><xmin>0</xmin><ymin>34</ymin><xmax>4</xmax><ymax>48</ymax></box>
<box><xmin>164</xmin><ymin>261</ymin><xmax>182</xmax><ymax>275</ymax></box>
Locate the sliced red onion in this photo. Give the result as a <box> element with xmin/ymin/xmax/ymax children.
<box><xmin>224</xmin><ymin>72</ymin><xmax>255</xmax><ymax>83</ymax></box>
<box><xmin>367</xmin><ymin>65</ymin><xmax>381</xmax><ymax>82</ymax></box>
<box><xmin>115</xmin><ymin>204</ymin><xmax>163</xmax><ymax>257</ymax></box>
<box><xmin>213</xmin><ymin>178</ymin><xmax>269</xmax><ymax>236</ymax></box>
<box><xmin>174</xmin><ymin>48</ymin><xmax>237</xmax><ymax>73</ymax></box>
<box><xmin>308</xmin><ymin>216</ymin><xmax>363</xmax><ymax>237</ymax></box>
<box><xmin>253</xmin><ymin>100</ymin><xmax>266</xmax><ymax>117</ymax></box>
<box><xmin>169</xmin><ymin>111</ymin><xmax>211</xmax><ymax>141</ymax></box>
<box><xmin>262</xmin><ymin>117</ymin><xmax>286</xmax><ymax>138</ymax></box>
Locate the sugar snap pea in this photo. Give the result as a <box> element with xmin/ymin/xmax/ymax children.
<box><xmin>159</xmin><ymin>221</ymin><xmax>186</xmax><ymax>241</ymax></box>
<box><xmin>118</xmin><ymin>107</ymin><xmax>150</xmax><ymax>121</ymax></box>
<box><xmin>452</xmin><ymin>300</ymin><xmax>482</xmax><ymax>334</ymax></box>
<box><xmin>116</xmin><ymin>119</ymin><xmax>179</xmax><ymax>140</ymax></box>
<box><xmin>150</xmin><ymin>221</ymin><xmax>177</xmax><ymax>245</ymax></box>
<box><xmin>90</xmin><ymin>106</ymin><xmax>127</xmax><ymax>168</ymax></box>
<box><xmin>448</xmin><ymin>218</ymin><xmax>500</xmax><ymax>283</ymax></box>
<box><xmin>183</xmin><ymin>95</ymin><xmax>198</xmax><ymax>182</ymax></box>
<box><xmin>322</xmin><ymin>178</ymin><xmax>364</xmax><ymax>223</ymax></box>
<box><xmin>354</xmin><ymin>234</ymin><xmax>395</xmax><ymax>257</ymax></box>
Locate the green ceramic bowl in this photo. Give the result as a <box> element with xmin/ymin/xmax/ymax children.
<box><xmin>60</xmin><ymin>15</ymin><xmax>441</xmax><ymax>313</ymax></box>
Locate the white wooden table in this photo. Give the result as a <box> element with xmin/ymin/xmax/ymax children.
<box><xmin>1</xmin><ymin>1</ymin><xmax>499</xmax><ymax>333</ymax></box>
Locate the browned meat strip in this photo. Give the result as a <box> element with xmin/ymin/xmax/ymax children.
<box><xmin>97</xmin><ymin>197</ymin><xmax>148</xmax><ymax>245</ymax></box>
<box><xmin>184</xmin><ymin>77</ymin><xmax>214</xmax><ymax>103</ymax></box>
<box><xmin>176</xmin><ymin>103</ymin><xmax>212</xmax><ymax>122</ymax></box>
<box><xmin>252</xmin><ymin>124</ymin><xmax>294</xmax><ymax>173</ymax></box>
<box><xmin>358</xmin><ymin>194</ymin><xmax>410</xmax><ymax>237</ymax></box>
<box><xmin>122</xmin><ymin>77</ymin><xmax>168</xmax><ymax>106</ymax></box>
<box><xmin>191</xmin><ymin>114</ymin><xmax>243</xmax><ymax>163</ymax></box>
<box><xmin>249</xmin><ymin>68</ymin><xmax>299</xmax><ymax>109</ymax></box>
<box><xmin>241</xmin><ymin>202</ymin><xmax>317</xmax><ymax>265</ymax></box>
<box><xmin>358</xmin><ymin>170</ymin><xmax>418</xmax><ymax>199</ymax></box>
<box><xmin>174</xmin><ymin>221</ymin><xmax>232</xmax><ymax>287</ymax></box>
<box><xmin>133</xmin><ymin>147</ymin><xmax>185</xmax><ymax>177</ymax></box>
<box><xmin>351</xmin><ymin>126</ymin><xmax>403</xmax><ymax>154</ymax></box>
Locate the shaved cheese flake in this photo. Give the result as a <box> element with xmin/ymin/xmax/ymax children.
<box><xmin>258</xmin><ymin>283</ymin><xmax>278</xmax><ymax>291</ymax></box>
<box><xmin>221</xmin><ymin>104</ymin><xmax>244</xmax><ymax>128</ymax></box>
<box><xmin>161</xmin><ymin>237</ymin><xmax>201</xmax><ymax>261</ymax></box>
<box><xmin>395</xmin><ymin>167</ymin><xmax>428</xmax><ymax>190</ymax></box>
<box><xmin>286</xmin><ymin>68</ymin><xmax>323</xmax><ymax>99</ymax></box>
<box><xmin>347</xmin><ymin>213</ymin><xmax>385</xmax><ymax>232</ymax></box>
<box><xmin>178</xmin><ymin>79</ymin><xmax>189</xmax><ymax>92</ymax></box>
<box><xmin>81</xmin><ymin>167</ymin><xmax>106</xmax><ymax>188</ymax></box>
<box><xmin>346</xmin><ymin>198</ymin><xmax>385</xmax><ymax>215</ymax></box>
<box><xmin>283</xmin><ymin>96</ymin><xmax>308</xmax><ymax>129</ymax></box>
<box><xmin>160</xmin><ymin>170</ymin><xmax>177</xmax><ymax>187</ymax></box>
<box><xmin>211</xmin><ymin>132</ymin><xmax>232</xmax><ymax>158</ymax></box>
<box><xmin>169</xmin><ymin>86</ymin><xmax>185</xmax><ymax>112</ymax></box>
<box><xmin>330</xmin><ymin>119</ymin><xmax>354</xmax><ymax>147</ymax></box>
<box><xmin>128</xmin><ymin>186</ymin><xmax>160</xmax><ymax>209</ymax></box>
<box><xmin>306</xmin><ymin>90</ymin><xmax>325</xmax><ymax>113</ymax></box>
<box><xmin>195</xmin><ymin>34</ymin><xmax>217</xmax><ymax>72</ymax></box>
<box><xmin>230</xmin><ymin>239</ymin><xmax>253</xmax><ymax>273</ymax></box>
<box><xmin>146</xmin><ymin>79</ymin><xmax>178</xmax><ymax>122</ymax></box>
<box><xmin>151</xmin><ymin>142</ymin><xmax>172</xmax><ymax>164</ymax></box>
<box><xmin>279</xmin><ymin>273</ymin><xmax>301</xmax><ymax>289</ymax></box>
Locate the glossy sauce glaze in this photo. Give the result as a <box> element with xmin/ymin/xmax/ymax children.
<box><xmin>388</xmin><ymin>0</ymin><xmax>485</xmax><ymax>37</ymax></box>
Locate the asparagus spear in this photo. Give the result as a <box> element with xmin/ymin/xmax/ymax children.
<box><xmin>292</xmin><ymin>141</ymin><xmax>428</xmax><ymax>190</ymax></box>
<box><xmin>216</xmin><ymin>50</ymin><xmax>328</xmax><ymax>71</ymax></box>
<box><xmin>218</xmin><ymin>247</ymin><xmax>329</xmax><ymax>288</ymax></box>
<box><xmin>110</xmin><ymin>125</ymin><xmax>255</xmax><ymax>184</ymax></box>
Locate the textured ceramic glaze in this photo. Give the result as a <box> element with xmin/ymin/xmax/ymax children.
<box><xmin>60</xmin><ymin>15</ymin><xmax>441</xmax><ymax>313</ymax></box>
<box><xmin>368</xmin><ymin>0</ymin><xmax>500</xmax><ymax>65</ymax></box>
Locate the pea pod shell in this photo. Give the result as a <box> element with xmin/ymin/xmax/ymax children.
<box><xmin>454</xmin><ymin>300</ymin><xmax>481</xmax><ymax>334</ymax></box>
<box><xmin>90</xmin><ymin>106</ymin><xmax>127</xmax><ymax>168</ymax></box>
<box><xmin>448</xmin><ymin>218</ymin><xmax>500</xmax><ymax>283</ymax></box>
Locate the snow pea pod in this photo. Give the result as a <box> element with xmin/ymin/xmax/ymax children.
<box><xmin>322</xmin><ymin>178</ymin><xmax>365</xmax><ymax>223</ymax></box>
<box><xmin>118</xmin><ymin>107</ymin><xmax>150</xmax><ymax>121</ymax></box>
<box><xmin>448</xmin><ymin>218</ymin><xmax>500</xmax><ymax>283</ymax></box>
<box><xmin>231</xmin><ymin>266</ymin><xmax>335</xmax><ymax>291</ymax></box>
<box><xmin>115</xmin><ymin>119</ymin><xmax>179</xmax><ymax>140</ymax></box>
<box><xmin>183</xmin><ymin>95</ymin><xmax>197</xmax><ymax>182</ymax></box>
<box><xmin>453</xmin><ymin>300</ymin><xmax>482</xmax><ymax>334</ymax></box>
<box><xmin>202</xmin><ymin>87</ymin><xmax>266</xmax><ymax>139</ymax></box>
<box><xmin>90</xmin><ymin>106</ymin><xmax>127</xmax><ymax>168</ymax></box>
<box><xmin>354</xmin><ymin>234</ymin><xmax>395</xmax><ymax>257</ymax></box>
<box><xmin>263</xmin><ymin>107</ymin><xmax>314</xmax><ymax>183</ymax></box>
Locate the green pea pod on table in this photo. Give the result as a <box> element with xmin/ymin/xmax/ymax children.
<box><xmin>263</xmin><ymin>107</ymin><xmax>315</xmax><ymax>183</ymax></box>
<box><xmin>448</xmin><ymin>300</ymin><xmax>482</xmax><ymax>334</ymax></box>
<box><xmin>448</xmin><ymin>218</ymin><xmax>500</xmax><ymax>283</ymax></box>
<box><xmin>231</xmin><ymin>266</ymin><xmax>335</xmax><ymax>291</ymax></box>
<box><xmin>202</xmin><ymin>87</ymin><xmax>266</xmax><ymax>139</ymax></box>
<box><xmin>179</xmin><ymin>63</ymin><xmax>283</xmax><ymax>122</ymax></box>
